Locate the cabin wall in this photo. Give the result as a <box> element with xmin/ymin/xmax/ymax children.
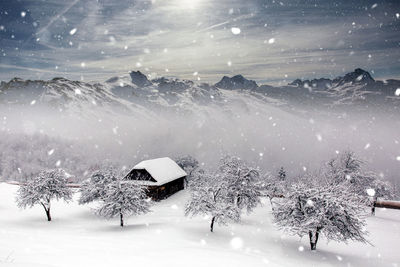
<box><xmin>147</xmin><ymin>177</ymin><xmax>185</xmax><ymax>200</ymax></box>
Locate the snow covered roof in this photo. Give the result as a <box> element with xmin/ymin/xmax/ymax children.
<box><xmin>131</xmin><ymin>157</ymin><xmax>187</xmax><ymax>186</ymax></box>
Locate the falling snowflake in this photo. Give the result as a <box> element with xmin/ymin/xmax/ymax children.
<box><xmin>47</xmin><ymin>149</ymin><xmax>55</xmax><ymax>156</ymax></box>
<box><xmin>316</xmin><ymin>134</ymin><xmax>322</xmax><ymax>142</ymax></box>
<box><xmin>21</xmin><ymin>11</ymin><xmax>26</xmax><ymax>17</ymax></box>
<box><xmin>30</xmin><ymin>100</ymin><xmax>36</xmax><ymax>105</ymax></box>
<box><xmin>227</xmin><ymin>61</ymin><xmax>232</xmax><ymax>67</ymax></box>
<box><xmin>268</xmin><ymin>38</ymin><xmax>275</xmax><ymax>44</ymax></box>
<box><xmin>395</xmin><ymin>88</ymin><xmax>400</xmax><ymax>96</ymax></box>
<box><xmin>298</xmin><ymin>246</ymin><xmax>304</xmax><ymax>252</ymax></box>
<box><xmin>69</xmin><ymin>28</ymin><xmax>77</xmax><ymax>35</ymax></box>
<box><xmin>170</xmin><ymin>204</ymin><xmax>178</xmax><ymax>210</ymax></box>
<box><xmin>80</xmin><ymin>62</ymin><xmax>86</xmax><ymax>68</ymax></box>
<box><xmin>55</xmin><ymin>160</ymin><xmax>61</xmax><ymax>167</ymax></box>
<box><xmin>364</xmin><ymin>143</ymin><xmax>370</xmax><ymax>149</ymax></box>
<box><xmin>75</xmin><ymin>89</ymin><xmax>82</xmax><ymax>95</ymax></box>
<box><xmin>366</xmin><ymin>188</ymin><xmax>376</xmax><ymax>197</ymax></box>
<box><xmin>371</xmin><ymin>3</ymin><xmax>378</xmax><ymax>9</ymax></box>
<box><xmin>396</xmin><ymin>156</ymin><xmax>400</xmax><ymax>161</ymax></box>
<box><xmin>231</xmin><ymin>27</ymin><xmax>241</xmax><ymax>35</ymax></box>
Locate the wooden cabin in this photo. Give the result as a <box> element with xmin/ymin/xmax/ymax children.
<box><xmin>124</xmin><ymin>157</ymin><xmax>187</xmax><ymax>200</ymax></box>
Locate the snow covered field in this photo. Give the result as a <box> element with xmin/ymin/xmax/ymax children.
<box><xmin>0</xmin><ymin>183</ymin><xmax>399</xmax><ymax>267</ymax></box>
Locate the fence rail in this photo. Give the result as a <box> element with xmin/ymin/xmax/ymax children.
<box><xmin>374</xmin><ymin>200</ymin><xmax>400</xmax><ymax>210</ymax></box>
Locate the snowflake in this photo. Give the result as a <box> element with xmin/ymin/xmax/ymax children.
<box><xmin>366</xmin><ymin>188</ymin><xmax>376</xmax><ymax>197</ymax></box>
<box><xmin>69</xmin><ymin>28</ymin><xmax>77</xmax><ymax>35</ymax></box>
<box><xmin>231</xmin><ymin>27</ymin><xmax>241</xmax><ymax>35</ymax></box>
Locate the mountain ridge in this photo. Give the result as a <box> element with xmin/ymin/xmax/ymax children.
<box><xmin>1</xmin><ymin>68</ymin><xmax>399</xmax><ymax>115</ymax></box>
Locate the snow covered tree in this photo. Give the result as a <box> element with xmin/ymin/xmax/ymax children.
<box><xmin>259</xmin><ymin>172</ymin><xmax>287</xmax><ymax>210</ymax></box>
<box><xmin>16</xmin><ymin>169</ymin><xmax>73</xmax><ymax>221</ymax></box>
<box><xmin>175</xmin><ymin>155</ymin><xmax>199</xmax><ymax>186</ymax></box>
<box><xmin>273</xmin><ymin>177</ymin><xmax>369</xmax><ymax>251</ymax></box>
<box><xmin>79</xmin><ymin>166</ymin><xmax>119</xmax><ymax>205</ymax></box>
<box><xmin>325</xmin><ymin>151</ymin><xmax>394</xmax><ymax>213</ymax></box>
<box><xmin>96</xmin><ymin>180</ymin><xmax>151</xmax><ymax>227</ymax></box>
<box><xmin>218</xmin><ymin>155</ymin><xmax>262</xmax><ymax>214</ymax></box>
<box><xmin>185</xmin><ymin>170</ymin><xmax>241</xmax><ymax>232</ymax></box>
<box><xmin>278</xmin><ymin>167</ymin><xmax>286</xmax><ymax>181</ymax></box>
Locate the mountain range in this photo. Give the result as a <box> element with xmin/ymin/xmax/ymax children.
<box><xmin>0</xmin><ymin>68</ymin><xmax>399</xmax><ymax>116</ymax></box>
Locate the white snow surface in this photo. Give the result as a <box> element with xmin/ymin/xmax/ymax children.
<box><xmin>0</xmin><ymin>184</ymin><xmax>399</xmax><ymax>267</ymax></box>
<box><xmin>132</xmin><ymin>157</ymin><xmax>187</xmax><ymax>185</ymax></box>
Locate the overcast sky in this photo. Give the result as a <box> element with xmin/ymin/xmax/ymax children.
<box><xmin>0</xmin><ymin>0</ymin><xmax>399</xmax><ymax>84</ymax></box>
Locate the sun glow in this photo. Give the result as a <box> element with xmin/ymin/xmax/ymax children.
<box><xmin>177</xmin><ymin>0</ymin><xmax>202</xmax><ymax>9</ymax></box>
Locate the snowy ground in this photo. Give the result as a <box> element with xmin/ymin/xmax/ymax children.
<box><xmin>0</xmin><ymin>183</ymin><xmax>399</xmax><ymax>267</ymax></box>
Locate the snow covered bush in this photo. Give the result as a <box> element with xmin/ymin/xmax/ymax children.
<box><xmin>273</xmin><ymin>175</ymin><xmax>369</xmax><ymax>250</ymax></box>
<box><xmin>79</xmin><ymin>167</ymin><xmax>119</xmax><ymax>205</ymax></box>
<box><xmin>16</xmin><ymin>169</ymin><xmax>73</xmax><ymax>221</ymax></box>
<box><xmin>218</xmin><ymin>155</ymin><xmax>262</xmax><ymax>214</ymax></box>
<box><xmin>96</xmin><ymin>180</ymin><xmax>151</xmax><ymax>227</ymax></box>
<box><xmin>185</xmin><ymin>170</ymin><xmax>241</xmax><ymax>232</ymax></box>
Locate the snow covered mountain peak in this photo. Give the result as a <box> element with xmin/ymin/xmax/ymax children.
<box><xmin>129</xmin><ymin>70</ymin><xmax>152</xmax><ymax>87</ymax></box>
<box><xmin>334</xmin><ymin>68</ymin><xmax>375</xmax><ymax>86</ymax></box>
<box><xmin>215</xmin><ymin>75</ymin><xmax>258</xmax><ymax>90</ymax></box>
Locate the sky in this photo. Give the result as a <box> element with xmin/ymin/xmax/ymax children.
<box><xmin>0</xmin><ymin>0</ymin><xmax>399</xmax><ymax>85</ymax></box>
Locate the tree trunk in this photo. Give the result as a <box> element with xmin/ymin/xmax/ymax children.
<box><xmin>371</xmin><ymin>197</ymin><xmax>377</xmax><ymax>216</ymax></box>
<box><xmin>41</xmin><ymin>202</ymin><xmax>51</xmax><ymax>221</ymax></box>
<box><xmin>210</xmin><ymin>216</ymin><xmax>215</xmax><ymax>232</ymax></box>
<box><xmin>45</xmin><ymin>208</ymin><xmax>51</xmax><ymax>221</ymax></box>
<box><xmin>120</xmin><ymin>213</ymin><xmax>124</xmax><ymax>227</ymax></box>
<box><xmin>309</xmin><ymin>229</ymin><xmax>319</xmax><ymax>251</ymax></box>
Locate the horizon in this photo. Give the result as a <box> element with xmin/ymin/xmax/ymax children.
<box><xmin>1</xmin><ymin>0</ymin><xmax>400</xmax><ymax>84</ymax></box>
<box><xmin>1</xmin><ymin>67</ymin><xmax>399</xmax><ymax>87</ymax></box>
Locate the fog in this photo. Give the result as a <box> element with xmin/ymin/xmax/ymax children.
<box><xmin>1</xmin><ymin>89</ymin><xmax>399</xmax><ymax>190</ymax></box>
